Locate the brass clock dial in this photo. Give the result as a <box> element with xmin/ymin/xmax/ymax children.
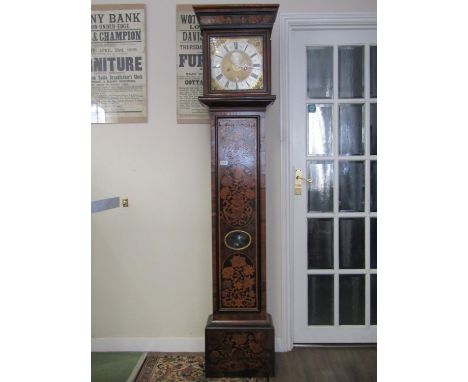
<box><xmin>209</xmin><ymin>36</ymin><xmax>264</xmax><ymax>91</ymax></box>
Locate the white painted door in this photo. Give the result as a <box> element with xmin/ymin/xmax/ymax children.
<box><xmin>291</xmin><ymin>27</ymin><xmax>377</xmax><ymax>343</ymax></box>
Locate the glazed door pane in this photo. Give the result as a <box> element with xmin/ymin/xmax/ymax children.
<box><xmin>370</xmin><ymin>103</ymin><xmax>377</xmax><ymax>155</ymax></box>
<box><xmin>307</xmin><ymin>47</ymin><xmax>333</xmax><ymax>98</ymax></box>
<box><xmin>370</xmin><ymin>218</ymin><xmax>377</xmax><ymax>269</ymax></box>
<box><xmin>339</xmin><ymin>161</ymin><xmax>365</xmax><ymax>212</ymax></box>
<box><xmin>370</xmin><ymin>275</ymin><xmax>377</xmax><ymax>325</ymax></box>
<box><xmin>308</xmin><ymin>275</ymin><xmax>334</xmax><ymax>325</ymax></box>
<box><xmin>338</xmin><ymin>46</ymin><xmax>364</xmax><ymax>98</ymax></box>
<box><xmin>308</xmin><ymin>218</ymin><xmax>334</xmax><ymax>269</ymax></box>
<box><xmin>308</xmin><ymin>104</ymin><xmax>333</xmax><ymax>156</ymax></box>
<box><xmin>339</xmin><ymin>275</ymin><xmax>365</xmax><ymax>325</ymax></box>
<box><xmin>339</xmin><ymin>104</ymin><xmax>365</xmax><ymax>156</ymax></box>
<box><xmin>370</xmin><ymin>161</ymin><xmax>377</xmax><ymax>212</ymax></box>
<box><xmin>339</xmin><ymin>218</ymin><xmax>365</xmax><ymax>269</ymax></box>
<box><xmin>370</xmin><ymin>46</ymin><xmax>377</xmax><ymax>98</ymax></box>
<box><xmin>307</xmin><ymin>161</ymin><xmax>334</xmax><ymax>212</ymax></box>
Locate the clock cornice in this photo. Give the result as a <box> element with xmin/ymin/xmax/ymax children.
<box><xmin>193</xmin><ymin>4</ymin><xmax>279</xmax><ymax>30</ymax></box>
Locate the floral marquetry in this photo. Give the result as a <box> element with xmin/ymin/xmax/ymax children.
<box><xmin>206</xmin><ymin>330</ymin><xmax>274</xmax><ymax>377</ymax></box>
<box><xmin>218</xmin><ymin>117</ymin><xmax>257</xmax><ymax>229</ymax></box>
<box><xmin>221</xmin><ymin>254</ymin><xmax>256</xmax><ymax>309</ymax></box>
<box><xmin>219</xmin><ymin>165</ymin><xmax>256</xmax><ymax>227</ymax></box>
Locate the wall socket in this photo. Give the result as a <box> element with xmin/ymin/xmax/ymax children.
<box><xmin>121</xmin><ymin>198</ymin><xmax>129</xmax><ymax>207</ymax></box>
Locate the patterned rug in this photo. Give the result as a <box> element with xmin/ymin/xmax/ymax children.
<box><xmin>135</xmin><ymin>354</ymin><xmax>267</xmax><ymax>382</ymax></box>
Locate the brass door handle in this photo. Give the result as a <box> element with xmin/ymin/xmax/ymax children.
<box><xmin>296</xmin><ymin>176</ymin><xmax>312</xmax><ymax>183</ymax></box>
<box><xmin>295</xmin><ymin>169</ymin><xmax>312</xmax><ymax>182</ymax></box>
<box><xmin>295</xmin><ymin>169</ymin><xmax>312</xmax><ymax>195</ymax></box>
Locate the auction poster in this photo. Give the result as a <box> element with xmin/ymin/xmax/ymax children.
<box><xmin>91</xmin><ymin>4</ymin><xmax>147</xmax><ymax>123</ymax></box>
<box><xmin>176</xmin><ymin>4</ymin><xmax>209</xmax><ymax>124</ymax></box>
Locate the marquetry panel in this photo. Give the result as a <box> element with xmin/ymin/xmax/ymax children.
<box><xmin>217</xmin><ymin>117</ymin><xmax>259</xmax><ymax>311</ymax></box>
<box><xmin>205</xmin><ymin>315</ymin><xmax>275</xmax><ymax>378</ymax></box>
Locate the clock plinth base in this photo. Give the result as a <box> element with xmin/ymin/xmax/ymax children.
<box><xmin>205</xmin><ymin>314</ymin><xmax>275</xmax><ymax>378</ymax></box>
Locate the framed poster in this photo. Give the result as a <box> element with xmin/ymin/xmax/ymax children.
<box><xmin>91</xmin><ymin>4</ymin><xmax>147</xmax><ymax>123</ymax></box>
<box><xmin>176</xmin><ymin>4</ymin><xmax>209</xmax><ymax>124</ymax></box>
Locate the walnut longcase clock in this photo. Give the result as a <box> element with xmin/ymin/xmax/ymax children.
<box><xmin>193</xmin><ymin>4</ymin><xmax>279</xmax><ymax>378</ymax></box>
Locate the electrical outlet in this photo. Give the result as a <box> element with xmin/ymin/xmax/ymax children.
<box><xmin>121</xmin><ymin>198</ymin><xmax>129</xmax><ymax>207</ymax></box>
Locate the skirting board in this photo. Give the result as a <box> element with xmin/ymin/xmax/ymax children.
<box><xmin>92</xmin><ymin>337</ymin><xmax>284</xmax><ymax>352</ymax></box>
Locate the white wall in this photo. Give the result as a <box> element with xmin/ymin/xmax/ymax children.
<box><xmin>91</xmin><ymin>0</ymin><xmax>376</xmax><ymax>350</ymax></box>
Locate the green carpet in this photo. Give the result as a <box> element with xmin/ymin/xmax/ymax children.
<box><xmin>91</xmin><ymin>352</ymin><xmax>143</xmax><ymax>382</ymax></box>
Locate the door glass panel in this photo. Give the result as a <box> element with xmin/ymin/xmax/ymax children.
<box><xmin>308</xmin><ymin>275</ymin><xmax>334</xmax><ymax>325</ymax></box>
<box><xmin>308</xmin><ymin>218</ymin><xmax>333</xmax><ymax>269</ymax></box>
<box><xmin>339</xmin><ymin>274</ymin><xmax>365</xmax><ymax>325</ymax></box>
<box><xmin>339</xmin><ymin>104</ymin><xmax>364</xmax><ymax>155</ymax></box>
<box><xmin>339</xmin><ymin>218</ymin><xmax>365</xmax><ymax>269</ymax></box>
<box><xmin>307</xmin><ymin>46</ymin><xmax>333</xmax><ymax>98</ymax></box>
<box><xmin>370</xmin><ymin>103</ymin><xmax>377</xmax><ymax>155</ymax></box>
<box><xmin>370</xmin><ymin>46</ymin><xmax>377</xmax><ymax>98</ymax></box>
<box><xmin>371</xmin><ymin>161</ymin><xmax>377</xmax><ymax>212</ymax></box>
<box><xmin>370</xmin><ymin>217</ymin><xmax>377</xmax><ymax>269</ymax></box>
<box><xmin>308</xmin><ymin>104</ymin><xmax>333</xmax><ymax>156</ymax></box>
<box><xmin>339</xmin><ymin>161</ymin><xmax>365</xmax><ymax>212</ymax></box>
<box><xmin>338</xmin><ymin>46</ymin><xmax>364</xmax><ymax>98</ymax></box>
<box><xmin>371</xmin><ymin>274</ymin><xmax>377</xmax><ymax>325</ymax></box>
<box><xmin>308</xmin><ymin>161</ymin><xmax>334</xmax><ymax>212</ymax></box>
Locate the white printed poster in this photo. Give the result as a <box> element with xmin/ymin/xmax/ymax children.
<box><xmin>91</xmin><ymin>4</ymin><xmax>147</xmax><ymax>123</ymax></box>
<box><xmin>176</xmin><ymin>4</ymin><xmax>209</xmax><ymax>124</ymax></box>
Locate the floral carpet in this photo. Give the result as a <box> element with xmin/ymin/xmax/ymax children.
<box><xmin>135</xmin><ymin>354</ymin><xmax>267</xmax><ymax>382</ymax></box>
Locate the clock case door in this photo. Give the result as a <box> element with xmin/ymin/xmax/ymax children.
<box><xmin>210</xmin><ymin>110</ymin><xmax>267</xmax><ymax>322</ymax></box>
<box><xmin>202</xmin><ymin>30</ymin><xmax>271</xmax><ymax>97</ymax></box>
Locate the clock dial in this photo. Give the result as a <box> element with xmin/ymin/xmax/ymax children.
<box><xmin>209</xmin><ymin>36</ymin><xmax>264</xmax><ymax>91</ymax></box>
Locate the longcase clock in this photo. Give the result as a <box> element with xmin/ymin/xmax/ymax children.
<box><xmin>193</xmin><ymin>4</ymin><xmax>279</xmax><ymax>378</ymax></box>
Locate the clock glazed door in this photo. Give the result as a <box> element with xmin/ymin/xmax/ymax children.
<box><xmin>291</xmin><ymin>27</ymin><xmax>377</xmax><ymax>343</ymax></box>
<box><xmin>200</xmin><ymin>29</ymin><xmax>273</xmax><ymax>99</ymax></box>
<box><xmin>209</xmin><ymin>35</ymin><xmax>265</xmax><ymax>92</ymax></box>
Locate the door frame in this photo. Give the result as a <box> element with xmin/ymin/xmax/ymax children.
<box><xmin>279</xmin><ymin>12</ymin><xmax>377</xmax><ymax>351</ymax></box>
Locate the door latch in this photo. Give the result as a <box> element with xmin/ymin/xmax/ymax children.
<box><xmin>295</xmin><ymin>169</ymin><xmax>312</xmax><ymax>195</ymax></box>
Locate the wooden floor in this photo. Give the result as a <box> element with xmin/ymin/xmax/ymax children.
<box><xmin>140</xmin><ymin>346</ymin><xmax>376</xmax><ymax>382</ymax></box>
<box><xmin>272</xmin><ymin>346</ymin><xmax>376</xmax><ymax>382</ymax></box>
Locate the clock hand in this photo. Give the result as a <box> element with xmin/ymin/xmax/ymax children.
<box><xmin>241</xmin><ymin>64</ymin><xmax>258</xmax><ymax>69</ymax></box>
<box><xmin>233</xmin><ymin>63</ymin><xmax>258</xmax><ymax>71</ymax></box>
<box><xmin>232</xmin><ymin>63</ymin><xmax>254</xmax><ymax>72</ymax></box>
